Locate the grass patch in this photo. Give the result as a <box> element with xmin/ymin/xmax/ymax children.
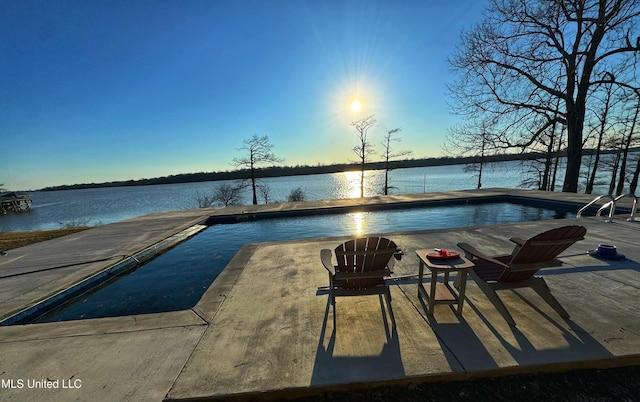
<box><xmin>0</xmin><ymin>227</ymin><xmax>92</xmax><ymax>251</ymax></box>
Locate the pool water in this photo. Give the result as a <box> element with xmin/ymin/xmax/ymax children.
<box><xmin>32</xmin><ymin>201</ymin><xmax>574</xmax><ymax>323</ymax></box>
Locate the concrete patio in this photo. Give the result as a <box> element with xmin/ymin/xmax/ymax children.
<box><xmin>0</xmin><ymin>189</ymin><xmax>639</xmax><ymax>401</ymax></box>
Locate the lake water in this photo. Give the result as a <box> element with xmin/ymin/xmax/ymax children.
<box><xmin>0</xmin><ymin>160</ymin><xmax>611</xmax><ymax>232</ymax></box>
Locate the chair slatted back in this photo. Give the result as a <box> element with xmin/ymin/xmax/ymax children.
<box><xmin>334</xmin><ymin>237</ymin><xmax>396</xmax><ymax>290</ymax></box>
<box><xmin>500</xmin><ymin>225</ymin><xmax>586</xmax><ymax>282</ymax></box>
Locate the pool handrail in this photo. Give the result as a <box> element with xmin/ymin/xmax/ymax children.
<box><xmin>615</xmin><ymin>193</ymin><xmax>638</xmax><ymax>221</ymax></box>
<box><xmin>577</xmin><ymin>194</ymin><xmax>615</xmax><ymax>221</ymax></box>
<box><xmin>577</xmin><ymin>193</ymin><xmax>638</xmax><ymax>222</ymax></box>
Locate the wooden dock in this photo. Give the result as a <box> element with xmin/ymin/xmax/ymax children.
<box><xmin>0</xmin><ymin>192</ymin><xmax>32</xmax><ymax>214</ymax></box>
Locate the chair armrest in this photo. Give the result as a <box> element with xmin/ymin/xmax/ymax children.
<box><xmin>387</xmin><ymin>256</ymin><xmax>396</xmax><ymax>273</ymax></box>
<box><xmin>320</xmin><ymin>249</ymin><xmax>335</xmax><ymax>275</ymax></box>
<box><xmin>457</xmin><ymin>242</ymin><xmax>510</xmax><ymax>269</ymax></box>
<box><xmin>509</xmin><ymin>237</ymin><xmax>526</xmax><ymax>255</ymax></box>
<box><xmin>510</xmin><ymin>237</ymin><xmax>526</xmax><ymax>246</ymax></box>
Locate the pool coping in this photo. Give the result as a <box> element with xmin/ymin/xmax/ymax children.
<box><xmin>203</xmin><ymin>191</ymin><xmax>630</xmax><ymax>224</ymax></box>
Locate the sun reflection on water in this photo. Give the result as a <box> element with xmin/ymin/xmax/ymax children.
<box><xmin>342</xmin><ymin>171</ymin><xmax>362</xmax><ymax>198</ymax></box>
<box><xmin>349</xmin><ymin>211</ymin><xmax>366</xmax><ymax>235</ymax></box>
<box><xmin>330</xmin><ymin>170</ymin><xmax>384</xmax><ymax>199</ymax></box>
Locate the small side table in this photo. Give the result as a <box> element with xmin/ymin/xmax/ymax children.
<box><xmin>416</xmin><ymin>249</ymin><xmax>474</xmax><ymax>315</ymax></box>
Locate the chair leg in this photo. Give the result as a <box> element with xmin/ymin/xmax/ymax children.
<box><xmin>328</xmin><ymin>275</ymin><xmax>337</xmax><ymax>328</ymax></box>
<box><xmin>384</xmin><ymin>288</ymin><xmax>396</xmax><ymax>328</ymax></box>
<box><xmin>329</xmin><ymin>290</ymin><xmax>337</xmax><ymax>329</ymax></box>
<box><xmin>531</xmin><ymin>278</ymin><xmax>570</xmax><ymax>319</ymax></box>
<box><xmin>332</xmin><ymin>298</ymin><xmax>336</xmax><ymax>329</ymax></box>
<box><xmin>328</xmin><ymin>274</ymin><xmax>335</xmax><ymax>305</ymax></box>
<box><xmin>471</xmin><ymin>271</ymin><xmax>517</xmax><ymax>326</ymax></box>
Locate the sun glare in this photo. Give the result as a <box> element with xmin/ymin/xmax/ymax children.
<box><xmin>349</xmin><ymin>212</ymin><xmax>366</xmax><ymax>236</ymax></box>
<box><xmin>350</xmin><ymin>99</ymin><xmax>362</xmax><ymax>112</ymax></box>
<box><xmin>343</xmin><ymin>171</ymin><xmax>362</xmax><ymax>198</ymax></box>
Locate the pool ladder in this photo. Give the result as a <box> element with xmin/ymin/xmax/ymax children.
<box><xmin>577</xmin><ymin>193</ymin><xmax>638</xmax><ymax>222</ymax></box>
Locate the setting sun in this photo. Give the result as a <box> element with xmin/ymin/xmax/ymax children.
<box><xmin>350</xmin><ymin>99</ymin><xmax>362</xmax><ymax>112</ymax></box>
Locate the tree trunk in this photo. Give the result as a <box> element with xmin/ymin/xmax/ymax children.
<box><xmin>551</xmin><ymin>128</ymin><xmax>563</xmax><ymax>192</ymax></box>
<box><xmin>616</xmin><ymin>138</ymin><xmax>631</xmax><ymax>196</ymax></box>
<box><xmin>585</xmin><ymin>141</ymin><xmax>604</xmax><ymax>195</ymax></box>
<box><xmin>250</xmin><ymin>173</ymin><xmax>257</xmax><ymax>205</ymax></box>
<box><xmin>562</xmin><ymin>104</ymin><xmax>584</xmax><ymax>193</ymax></box>
<box><xmin>360</xmin><ymin>159</ymin><xmax>365</xmax><ymax>198</ymax></box>
<box><xmin>250</xmin><ymin>158</ymin><xmax>258</xmax><ymax>205</ymax></box>
<box><xmin>563</xmin><ymin>16</ymin><xmax>604</xmax><ymax>193</ymax></box>
<box><xmin>541</xmin><ymin>130</ymin><xmax>554</xmax><ymax>191</ymax></box>
<box><xmin>384</xmin><ymin>159</ymin><xmax>390</xmax><ymax>195</ymax></box>
<box><xmin>477</xmin><ymin>136</ymin><xmax>485</xmax><ymax>190</ymax></box>
<box><xmin>629</xmin><ymin>157</ymin><xmax>640</xmax><ymax>195</ymax></box>
<box><xmin>608</xmin><ymin>150</ymin><xmax>621</xmax><ymax>195</ymax></box>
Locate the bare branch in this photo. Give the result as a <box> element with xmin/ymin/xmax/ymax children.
<box><xmin>448</xmin><ymin>0</ymin><xmax>640</xmax><ymax>192</ymax></box>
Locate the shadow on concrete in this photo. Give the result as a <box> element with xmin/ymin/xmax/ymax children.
<box><xmin>541</xmin><ymin>256</ymin><xmax>640</xmax><ymax>275</ymax></box>
<box><xmin>466</xmin><ymin>296</ymin><xmax>614</xmax><ymax>366</ymax></box>
<box><xmin>415</xmin><ymin>289</ymin><xmax>501</xmax><ymax>372</ymax></box>
<box><xmin>310</xmin><ymin>296</ymin><xmax>404</xmax><ymax>387</ymax></box>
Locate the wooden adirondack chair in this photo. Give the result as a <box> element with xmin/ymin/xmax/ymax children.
<box><xmin>457</xmin><ymin>225</ymin><xmax>587</xmax><ymax>326</ymax></box>
<box><xmin>321</xmin><ymin>237</ymin><xmax>401</xmax><ymax>326</ymax></box>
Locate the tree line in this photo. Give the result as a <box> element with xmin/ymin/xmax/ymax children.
<box><xmin>38</xmin><ymin>151</ymin><xmax>578</xmax><ymax>193</ymax></box>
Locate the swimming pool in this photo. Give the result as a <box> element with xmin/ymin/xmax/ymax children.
<box><xmin>29</xmin><ymin>200</ymin><xmax>576</xmax><ymax>323</ymax></box>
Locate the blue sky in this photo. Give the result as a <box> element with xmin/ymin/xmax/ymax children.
<box><xmin>1</xmin><ymin>0</ymin><xmax>487</xmax><ymax>190</ymax></box>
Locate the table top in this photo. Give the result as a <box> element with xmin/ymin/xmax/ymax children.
<box><xmin>416</xmin><ymin>248</ymin><xmax>474</xmax><ymax>270</ymax></box>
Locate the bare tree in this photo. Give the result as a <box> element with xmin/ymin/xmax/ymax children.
<box><xmin>287</xmin><ymin>187</ymin><xmax>305</xmax><ymax>202</ymax></box>
<box><xmin>257</xmin><ymin>183</ymin><xmax>271</xmax><ymax>204</ymax></box>
<box><xmin>194</xmin><ymin>189</ymin><xmax>216</xmax><ymax>208</ymax></box>
<box><xmin>232</xmin><ymin>135</ymin><xmax>283</xmax><ymax>205</ymax></box>
<box><xmin>534</xmin><ymin>96</ymin><xmax>566</xmax><ymax>192</ymax></box>
<box><xmin>585</xmin><ymin>79</ymin><xmax>618</xmax><ymax>194</ymax></box>
<box><xmin>350</xmin><ymin>115</ymin><xmax>376</xmax><ymax>198</ymax></box>
<box><xmin>195</xmin><ymin>182</ymin><xmax>245</xmax><ymax>208</ymax></box>
<box><xmin>445</xmin><ymin>119</ymin><xmax>496</xmax><ymax>190</ymax></box>
<box><xmin>581</xmin><ymin>77</ymin><xmax>639</xmax><ymax>195</ymax></box>
<box><xmin>380</xmin><ymin>128</ymin><xmax>412</xmax><ymax>195</ymax></box>
<box><xmin>214</xmin><ymin>183</ymin><xmax>245</xmax><ymax>206</ymax></box>
<box><xmin>615</xmin><ymin>89</ymin><xmax>640</xmax><ymax>195</ymax></box>
<box><xmin>524</xmin><ymin>123</ymin><xmax>563</xmax><ymax>191</ymax></box>
<box><xmin>449</xmin><ymin>0</ymin><xmax>640</xmax><ymax>193</ymax></box>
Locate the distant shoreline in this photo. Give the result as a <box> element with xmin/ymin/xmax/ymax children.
<box><xmin>39</xmin><ymin>148</ymin><xmax>631</xmax><ymax>192</ymax></box>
